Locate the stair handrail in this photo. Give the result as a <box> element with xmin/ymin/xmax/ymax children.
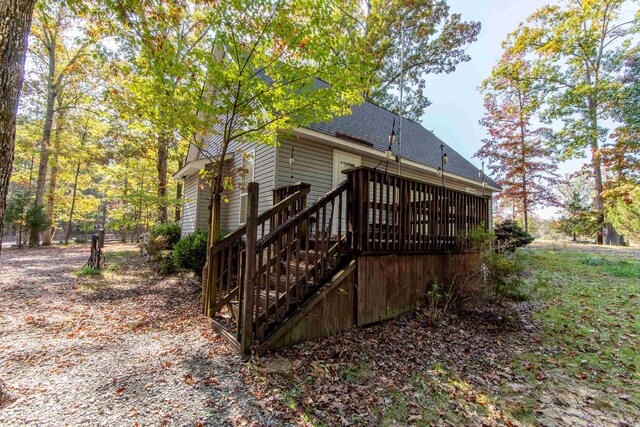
<box><xmin>209</xmin><ymin>187</ymin><xmax>310</xmax><ymax>257</ymax></box>
<box><xmin>256</xmin><ymin>180</ymin><xmax>349</xmax><ymax>249</ymax></box>
<box><xmin>205</xmin><ymin>184</ymin><xmax>311</xmax><ymax>319</ymax></box>
<box><xmin>238</xmin><ymin>179</ymin><xmax>350</xmax><ymax>354</ymax></box>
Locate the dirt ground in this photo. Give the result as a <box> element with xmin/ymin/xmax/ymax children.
<box><xmin>0</xmin><ymin>244</ymin><xmax>262</xmax><ymax>426</ymax></box>
<box><xmin>0</xmin><ymin>242</ymin><xmax>637</xmax><ymax>426</ymax></box>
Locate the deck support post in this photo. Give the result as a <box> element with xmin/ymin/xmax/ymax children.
<box><xmin>203</xmin><ymin>193</ymin><xmax>221</xmax><ymax>317</ymax></box>
<box><xmin>240</xmin><ymin>182</ymin><xmax>259</xmax><ymax>356</ymax></box>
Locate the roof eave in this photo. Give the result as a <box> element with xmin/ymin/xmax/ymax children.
<box><xmin>293</xmin><ymin>126</ymin><xmax>501</xmax><ymax>193</ymax></box>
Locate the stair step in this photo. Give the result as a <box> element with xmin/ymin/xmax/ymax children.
<box><xmin>269</xmin><ymin>274</ymin><xmax>297</xmax><ymax>291</ymax></box>
<box><xmin>229</xmin><ymin>301</ymin><xmax>239</xmax><ymax>321</ymax></box>
<box><xmin>290</xmin><ymin>253</ymin><xmax>337</xmax><ymax>269</ymax></box>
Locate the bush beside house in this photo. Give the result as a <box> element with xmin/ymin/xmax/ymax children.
<box><xmin>494</xmin><ymin>220</ymin><xmax>534</xmax><ymax>251</ymax></box>
<box><xmin>172</xmin><ymin>229</ymin><xmax>208</xmax><ymax>276</ymax></box>
<box><xmin>143</xmin><ymin>223</ymin><xmax>182</xmax><ymax>274</ymax></box>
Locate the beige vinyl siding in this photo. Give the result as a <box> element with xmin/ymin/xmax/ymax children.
<box><xmin>275</xmin><ymin>137</ymin><xmax>334</xmax><ymax>204</ymax></box>
<box><xmin>213</xmin><ymin>141</ymin><xmax>276</xmax><ymax>236</ymax></box>
<box><xmin>275</xmin><ymin>137</ymin><xmax>477</xmax><ymax>199</ymax></box>
<box><xmin>181</xmin><ymin>174</ymin><xmax>199</xmax><ymax>237</ymax></box>
<box><xmin>360</xmin><ymin>158</ymin><xmax>479</xmax><ymax>194</ymax></box>
<box><xmin>196</xmin><ymin>174</ymin><xmax>211</xmax><ymax>232</ymax></box>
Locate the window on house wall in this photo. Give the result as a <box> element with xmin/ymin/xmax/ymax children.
<box><xmin>239</xmin><ymin>150</ymin><xmax>255</xmax><ymax>224</ymax></box>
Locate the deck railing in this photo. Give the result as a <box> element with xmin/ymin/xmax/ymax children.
<box><xmin>203</xmin><ymin>185</ymin><xmax>310</xmax><ymax>317</ymax></box>
<box><xmin>271</xmin><ymin>182</ymin><xmax>310</xmax><ymax>229</ymax></box>
<box><xmin>241</xmin><ymin>180</ymin><xmax>349</xmax><ymax>350</ymax></box>
<box><xmin>345</xmin><ymin>166</ymin><xmax>489</xmax><ymax>254</ymax></box>
<box><xmin>208</xmin><ymin>166</ymin><xmax>490</xmax><ymax>355</ymax></box>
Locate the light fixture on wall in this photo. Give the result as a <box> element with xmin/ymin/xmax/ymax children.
<box><xmin>385</xmin><ymin>119</ymin><xmax>396</xmax><ymax>173</ymax></box>
<box><xmin>480</xmin><ymin>160</ymin><xmax>487</xmax><ymax>194</ymax></box>
<box><xmin>440</xmin><ymin>143</ymin><xmax>448</xmax><ymax>243</ymax></box>
<box><xmin>288</xmin><ymin>146</ymin><xmax>295</xmax><ymax>185</ymax></box>
<box><xmin>439</xmin><ymin>144</ymin><xmax>448</xmax><ymax>188</ymax></box>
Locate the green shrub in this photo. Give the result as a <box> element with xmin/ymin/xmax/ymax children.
<box><xmin>444</xmin><ymin>224</ymin><xmax>529</xmax><ymax>308</ymax></box>
<box><xmin>150</xmin><ymin>222</ymin><xmax>182</xmax><ymax>244</ymax></box>
<box><xmin>173</xmin><ymin>229</ymin><xmax>208</xmax><ymax>276</ymax></box>
<box><xmin>494</xmin><ymin>220</ymin><xmax>534</xmax><ymax>252</ymax></box>
<box><xmin>26</xmin><ymin>204</ymin><xmax>50</xmax><ymax>236</ymax></box>
<box><xmin>483</xmin><ymin>249</ymin><xmax>528</xmax><ymax>300</ymax></box>
<box><xmin>461</xmin><ymin>222</ymin><xmax>495</xmax><ymax>251</ymax></box>
<box><xmin>157</xmin><ymin>250</ymin><xmax>175</xmax><ymax>275</ymax></box>
<box><xmin>147</xmin><ymin>222</ymin><xmax>181</xmax><ymax>255</ymax></box>
<box><xmin>74</xmin><ymin>237</ymin><xmax>86</xmax><ymax>244</ymax></box>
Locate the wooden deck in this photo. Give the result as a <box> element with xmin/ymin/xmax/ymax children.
<box><xmin>205</xmin><ymin>167</ymin><xmax>491</xmax><ymax>357</ymax></box>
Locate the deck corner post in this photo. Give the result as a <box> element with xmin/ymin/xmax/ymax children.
<box><xmin>345</xmin><ymin>171</ymin><xmax>357</xmax><ymax>252</ymax></box>
<box><xmin>203</xmin><ymin>193</ymin><xmax>222</xmax><ymax>317</ymax></box>
<box><xmin>240</xmin><ymin>182</ymin><xmax>259</xmax><ymax>356</ymax></box>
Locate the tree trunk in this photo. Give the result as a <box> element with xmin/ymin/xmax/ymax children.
<box><xmin>585</xmin><ymin>70</ymin><xmax>604</xmax><ymax>244</ymax></box>
<box><xmin>0</xmin><ymin>0</ymin><xmax>37</xmax><ymax>256</ymax></box>
<box><xmin>42</xmin><ymin>106</ymin><xmax>64</xmax><ymax>245</ymax></box>
<box><xmin>518</xmin><ymin>91</ymin><xmax>529</xmax><ymax>232</ymax></box>
<box><xmin>64</xmin><ymin>161</ymin><xmax>81</xmax><ymax>245</ymax></box>
<box><xmin>29</xmin><ymin>37</ymin><xmax>58</xmax><ymax>246</ymax></box>
<box><xmin>175</xmin><ymin>160</ymin><xmax>183</xmax><ymax>222</ymax></box>
<box><xmin>156</xmin><ymin>132</ymin><xmax>170</xmax><ymax>223</ymax></box>
<box><xmin>202</xmin><ymin>136</ymin><xmax>230</xmax><ymax>315</ymax></box>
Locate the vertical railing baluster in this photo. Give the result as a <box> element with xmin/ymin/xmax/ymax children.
<box><xmin>372</xmin><ymin>171</ymin><xmax>377</xmax><ymax>250</ymax></box>
<box><xmin>265</xmin><ymin>241</ymin><xmax>272</xmax><ymax>328</ymax></box>
<box><xmin>275</xmin><ymin>229</ymin><xmax>281</xmax><ymax>319</ymax></box>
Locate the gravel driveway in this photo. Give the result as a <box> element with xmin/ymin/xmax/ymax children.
<box><xmin>0</xmin><ymin>244</ymin><xmax>261</xmax><ymax>427</ymax></box>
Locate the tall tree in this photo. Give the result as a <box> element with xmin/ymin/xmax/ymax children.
<box><xmin>476</xmin><ymin>51</ymin><xmax>557</xmax><ymax>232</ymax></box>
<box><xmin>606</xmin><ymin>184</ymin><xmax>640</xmax><ymax>243</ymax></box>
<box><xmin>508</xmin><ymin>0</ymin><xmax>640</xmax><ymax>243</ymax></box>
<box><xmin>27</xmin><ymin>0</ymin><xmax>92</xmax><ymax>246</ymax></box>
<box><xmin>100</xmin><ymin>0</ymin><xmax>375</xmax><ymax>314</ymax></box>
<box><xmin>41</xmin><ymin>97</ymin><xmax>64</xmax><ymax>245</ymax></box>
<box><xmin>606</xmin><ymin>55</ymin><xmax>640</xmax><ymax>184</ymax></box>
<box><xmin>361</xmin><ymin>0</ymin><xmax>481</xmax><ymax>120</ymax></box>
<box><xmin>0</xmin><ymin>0</ymin><xmax>37</xmax><ymax>256</ymax></box>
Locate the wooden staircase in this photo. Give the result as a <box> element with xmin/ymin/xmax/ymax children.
<box><xmin>203</xmin><ymin>167</ymin><xmax>491</xmax><ymax>357</ymax></box>
<box><xmin>204</xmin><ymin>181</ymin><xmax>352</xmax><ymax>357</ymax></box>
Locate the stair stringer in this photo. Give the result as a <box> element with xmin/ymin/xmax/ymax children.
<box><xmin>257</xmin><ymin>259</ymin><xmax>357</xmax><ymax>354</ymax></box>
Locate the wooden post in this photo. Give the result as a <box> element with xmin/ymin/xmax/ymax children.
<box><xmin>98</xmin><ymin>229</ymin><xmax>105</xmax><ymax>249</ymax></box>
<box><xmin>202</xmin><ymin>193</ymin><xmax>221</xmax><ymax>317</ymax></box>
<box><xmin>240</xmin><ymin>182</ymin><xmax>259</xmax><ymax>356</ymax></box>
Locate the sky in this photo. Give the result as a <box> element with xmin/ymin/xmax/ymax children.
<box><xmin>418</xmin><ymin>0</ymin><xmax>585</xmax><ymax>218</ymax></box>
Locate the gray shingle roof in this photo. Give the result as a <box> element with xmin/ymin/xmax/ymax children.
<box><xmin>305</xmin><ymin>100</ymin><xmax>499</xmax><ymax>189</ymax></box>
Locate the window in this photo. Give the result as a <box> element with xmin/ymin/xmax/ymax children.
<box><xmin>239</xmin><ymin>150</ymin><xmax>255</xmax><ymax>224</ymax></box>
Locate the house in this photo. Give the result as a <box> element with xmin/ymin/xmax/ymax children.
<box><xmin>174</xmin><ymin>100</ymin><xmax>499</xmax><ymax>237</ymax></box>
<box><xmin>174</xmin><ymin>99</ymin><xmax>500</xmax><ymax>357</ymax></box>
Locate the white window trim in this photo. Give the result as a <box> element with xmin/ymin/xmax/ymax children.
<box><xmin>332</xmin><ymin>150</ymin><xmax>361</xmax><ymax>187</ymax></box>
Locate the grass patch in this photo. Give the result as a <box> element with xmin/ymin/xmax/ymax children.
<box><xmin>74</xmin><ymin>266</ymin><xmax>102</xmax><ymax>277</ymax></box>
<box><xmin>509</xmin><ymin>248</ymin><xmax>640</xmax><ymax>422</ymax></box>
<box><xmin>338</xmin><ymin>359</ymin><xmax>372</xmax><ymax>384</ymax></box>
<box><xmin>380</xmin><ymin>367</ymin><xmax>497</xmax><ymax>426</ymax></box>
